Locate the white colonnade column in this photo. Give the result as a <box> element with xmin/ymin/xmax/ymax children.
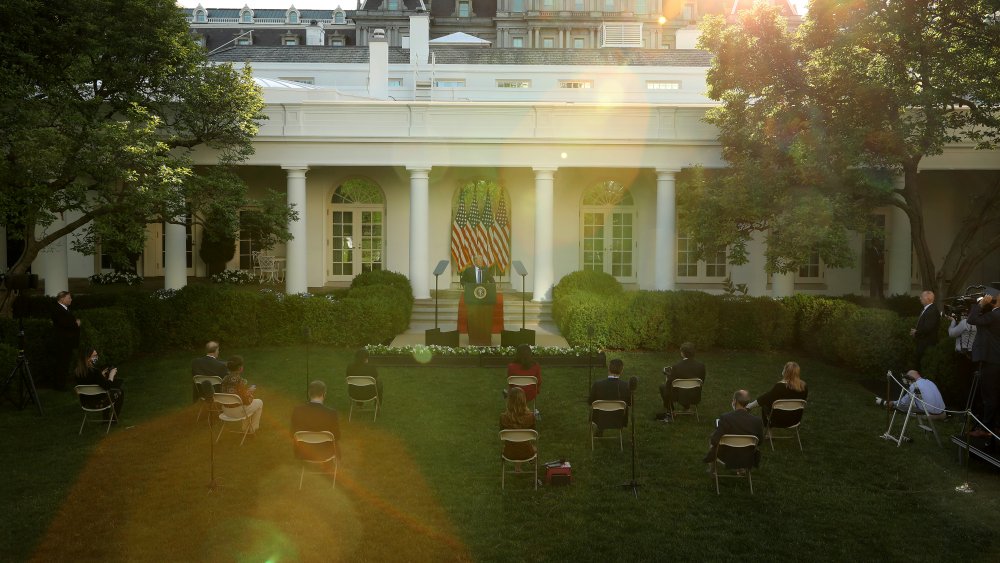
<box><xmin>654</xmin><ymin>169</ymin><xmax>679</xmax><ymax>291</ymax></box>
<box><xmin>887</xmin><ymin>176</ymin><xmax>912</xmax><ymax>295</ymax></box>
<box><xmin>36</xmin><ymin>214</ymin><xmax>69</xmax><ymax>296</ymax></box>
<box><xmin>532</xmin><ymin>168</ymin><xmax>556</xmax><ymax>301</ymax></box>
<box><xmin>771</xmin><ymin>271</ymin><xmax>796</xmax><ymax>298</ymax></box>
<box><xmin>407</xmin><ymin>166</ymin><xmax>431</xmax><ymax>299</ymax></box>
<box><xmin>163</xmin><ymin>218</ymin><xmax>187</xmax><ymax>290</ymax></box>
<box><xmin>283</xmin><ymin>166</ymin><xmax>309</xmax><ymax>295</ymax></box>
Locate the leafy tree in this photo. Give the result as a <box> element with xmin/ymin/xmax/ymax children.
<box><xmin>685</xmin><ymin>0</ymin><xmax>1000</xmax><ymax>297</ymax></box>
<box><xmin>0</xmin><ymin>0</ymin><xmax>294</xmax><ymax>315</ymax></box>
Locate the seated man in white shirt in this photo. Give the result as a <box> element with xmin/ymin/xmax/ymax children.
<box><xmin>875</xmin><ymin>370</ymin><xmax>946</xmax><ymax>415</ymax></box>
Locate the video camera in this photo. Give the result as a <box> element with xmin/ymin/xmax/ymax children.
<box><xmin>942</xmin><ymin>283</ymin><xmax>1000</xmax><ymax>318</ymax></box>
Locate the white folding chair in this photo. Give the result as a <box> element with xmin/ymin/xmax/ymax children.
<box><xmin>258</xmin><ymin>254</ymin><xmax>279</xmax><ymax>283</ymax></box>
<box><xmin>669</xmin><ymin>378</ymin><xmax>703</xmax><ymax>421</ymax></box>
<box><xmin>590</xmin><ymin>400</ymin><xmax>627</xmax><ymax>451</ymax></box>
<box><xmin>294</xmin><ymin>431</ymin><xmax>338</xmax><ymax>490</ymax></box>
<box><xmin>346</xmin><ymin>376</ymin><xmax>380</xmax><ymax>422</ymax></box>
<box><xmin>75</xmin><ymin>385</ymin><xmax>116</xmax><ymax>435</ymax></box>
<box><xmin>766</xmin><ymin>399</ymin><xmax>807</xmax><ymax>451</ymax></box>
<box><xmin>507</xmin><ymin>375</ymin><xmax>539</xmax><ymax>410</ymax></box>
<box><xmin>711</xmin><ymin>434</ymin><xmax>759</xmax><ymax>495</ymax></box>
<box><xmin>500</xmin><ymin>429</ymin><xmax>539</xmax><ymax>490</ymax></box>
<box><xmin>213</xmin><ymin>393</ymin><xmax>255</xmax><ymax>445</ymax></box>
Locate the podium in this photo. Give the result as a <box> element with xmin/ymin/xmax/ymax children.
<box><xmin>464</xmin><ymin>282</ymin><xmax>496</xmax><ymax>346</ymax></box>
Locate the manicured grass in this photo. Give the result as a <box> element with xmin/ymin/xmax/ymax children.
<box><xmin>2</xmin><ymin>347</ymin><xmax>998</xmax><ymax>562</ymax></box>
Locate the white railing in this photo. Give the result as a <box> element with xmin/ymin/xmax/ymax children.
<box><xmin>192</xmin><ymin>17</ymin><xmax>337</xmax><ymax>24</ymax></box>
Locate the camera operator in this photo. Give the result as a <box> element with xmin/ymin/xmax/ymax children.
<box><xmin>967</xmin><ymin>288</ymin><xmax>1000</xmax><ymax>438</ymax></box>
<box><xmin>947</xmin><ymin>305</ymin><xmax>978</xmax><ymax>412</ymax></box>
<box><xmin>874</xmin><ymin>370</ymin><xmax>944</xmax><ymax>415</ymax></box>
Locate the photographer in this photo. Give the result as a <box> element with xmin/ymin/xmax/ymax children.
<box><xmin>74</xmin><ymin>347</ymin><xmax>124</xmax><ymax>422</ymax></box>
<box><xmin>967</xmin><ymin>288</ymin><xmax>1000</xmax><ymax>438</ymax></box>
<box><xmin>875</xmin><ymin>370</ymin><xmax>944</xmax><ymax>415</ymax></box>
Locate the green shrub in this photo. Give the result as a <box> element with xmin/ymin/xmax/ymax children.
<box><xmin>552</xmin><ymin>270</ymin><xmax>622</xmax><ymax>301</ymax></box>
<box><xmin>555</xmin><ymin>292</ymin><xmax>632</xmax><ymax>349</ymax></box>
<box><xmin>663</xmin><ymin>291</ymin><xmax>721</xmax><ymax>350</ymax></box>
<box><xmin>341</xmin><ymin>284</ymin><xmax>415</xmax><ymax>346</ymax></box>
<box><xmin>0</xmin><ymin>343</ymin><xmax>16</xmax><ymax>380</ymax></box>
<box><xmin>833</xmin><ymin>307</ymin><xmax>910</xmax><ymax>376</ymax></box>
<box><xmin>350</xmin><ymin>270</ymin><xmax>413</xmax><ymax>303</ymax></box>
<box><xmin>716</xmin><ymin>296</ymin><xmax>793</xmax><ymax>351</ymax></box>
<box><xmin>884</xmin><ymin>293</ymin><xmax>922</xmax><ymax>317</ymax></box>
<box><xmin>627</xmin><ymin>291</ymin><xmax>672</xmax><ymax>351</ymax></box>
<box><xmin>77</xmin><ymin>307</ymin><xmax>140</xmax><ymax>366</ymax></box>
<box><xmin>0</xmin><ymin>318</ymin><xmax>60</xmax><ymax>386</ymax></box>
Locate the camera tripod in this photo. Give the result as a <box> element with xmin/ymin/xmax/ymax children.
<box><xmin>0</xmin><ymin>330</ymin><xmax>44</xmax><ymax>415</ymax></box>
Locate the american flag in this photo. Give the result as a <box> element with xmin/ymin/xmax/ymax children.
<box><xmin>451</xmin><ymin>193</ymin><xmax>471</xmax><ymax>269</ymax></box>
<box><xmin>480</xmin><ymin>190</ymin><xmax>495</xmax><ymax>269</ymax></box>
<box><xmin>466</xmin><ymin>190</ymin><xmax>486</xmax><ymax>261</ymax></box>
<box><xmin>491</xmin><ymin>193</ymin><xmax>511</xmax><ymax>274</ymax></box>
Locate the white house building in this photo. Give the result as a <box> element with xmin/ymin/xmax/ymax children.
<box><xmin>16</xmin><ymin>6</ymin><xmax>1000</xmax><ymax>301</ymax></box>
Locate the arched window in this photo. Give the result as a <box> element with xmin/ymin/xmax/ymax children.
<box><xmin>581</xmin><ymin>181</ymin><xmax>636</xmax><ymax>281</ymax></box>
<box><xmin>240</xmin><ymin>7</ymin><xmax>253</xmax><ymax>23</ymax></box>
<box><xmin>334</xmin><ymin>10</ymin><xmax>346</xmax><ymax>24</ymax></box>
<box><xmin>194</xmin><ymin>9</ymin><xmax>206</xmax><ymax>23</ymax></box>
<box><xmin>328</xmin><ymin>179</ymin><xmax>386</xmax><ymax>279</ymax></box>
<box><xmin>288</xmin><ymin>10</ymin><xmax>299</xmax><ymax>24</ymax></box>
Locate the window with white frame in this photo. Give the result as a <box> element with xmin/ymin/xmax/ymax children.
<box><xmin>240</xmin><ymin>9</ymin><xmax>253</xmax><ymax>23</ymax></box>
<box><xmin>574</xmin><ymin>0</ymin><xmax>585</xmax><ymax>9</ymax></box>
<box><xmin>636</xmin><ymin>0</ymin><xmax>648</xmax><ymax>14</ymax></box>
<box><xmin>676</xmin><ymin>233</ymin><xmax>727</xmax><ymax>280</ymax></box>
<box><xmin>288</xmin><ymin>10</ymin><xmax>299</xmax><ymax>23</ymax></box>
<box><xmin>682</xmin><ymin>3</ymin><xmax>694</xmax><ymax>21</ymax></box>
<box><xmin>236</xmin><ymin>35</ymin><xmax>252</xmax><ymax>45</ymax></box>
<box><xmin>194</xmin><ymin>9</ymin><xmax>206</xmax><ymax>23</ymax></box>
<box><xmin>512</xmin><ymin>37</ymin><xmax>524</xmax><ymax>47</ymax></box>
<box><xmin>559</xmin><ymin>79</ymin><xmax>592</xmax><ymax>89</ymax></box>
<box><xmin>647</xmin><ymin>80</ymin><xmax>680</xmax><ymax>90</ymax></box>
<box><xmin>604</xmin><ymin>0</ymin><xmax>615</xmax><ymax>11</ymax></box>
<box><xmin>573</xmin><ymin>37</ymin><xmax>584</xmax><ymax>48</ymax></box>
<box><xmin>497</xmin><ymin>79</ymin><xmax>531</xmax><ymax>88</ymax></box>
<box><xmin>543</xmin><ymin>37</ymin><xmax>554</xmax><ymax>48</ymax></box>
<box><xmin>330</xmin><ymin>36</ymin><xmax>345</xmax><ymax>46</ymax></box>
<box><xmin>459</xmin><ymin>0</ymin><xmax>471</xmax><ymax>16</ymax></box>
<box><xmin>282</xmin><ymin>35</ymin><xmax>299</xmax><ymax>46</ymax></box>
<box><xmin>335</xmin><ymin>10</ymin><xmax>346</xmax><ymax>24</ymax></box>
<box><xmin>388</xmin><ymin>77</ymin><xmax>404</xmax><ymax>87</ymax></box>
<box><xmin>543</xmin><ymin>0</ymin><xmax>554</xmax><ymax>8</ymax></box>
<box><xmin>512</xmin><ymin>0</ymin><xmax>524</xmax><ymax>11</ymax></box>
<box><xmin>278</xmin><ymin>76</ymin><xmax>315</xmax><ymax>85</ymax></box>
<box><xmin>434</xmin><ymin>79</ymin><xmax>466</xmax><ymax>88</ymax></box>
<box><xmin>387</xmin><ymin>0</ymin><xmax>399</xmax><ymax>9</ymax></box>
<box><xmin>796</xmin><ymin>251</ymin><xmax>823</xmax><ymax>281</ymax></box>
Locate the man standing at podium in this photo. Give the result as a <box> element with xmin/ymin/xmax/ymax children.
<box><xmin>461</xmin><ymin>254</ymin><xmax>494</xmax><ymax>285</ymax></box>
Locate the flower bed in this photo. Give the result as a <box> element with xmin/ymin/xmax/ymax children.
<box><xmin>364</xmin><ymin>344</ymin><xmax>606</xmax><ymax>368</ymax></box>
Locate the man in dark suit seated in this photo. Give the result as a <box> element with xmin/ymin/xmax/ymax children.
<box><xmin>588</xmin><ymin>358</ymin><xmax>631</xmax><ymax>437</ymax></box>
<box><xmin>657</xmin><ymin>341</ymin><xmax>706</xmax><ymax>421</ymax></box>
<box><xmin>291</xmin><ymin>380</ymin><xmax>341</xmax><ymax>461</ymax></box>
<box><xmin>190</xmin><ymin>340</ymin><xmax>228</xmax><ymax>402</ymax></box>
<box><xmin>703</xmin><ymin>389</ymin><xmax>764</xmax><ymax>471</ymax></box>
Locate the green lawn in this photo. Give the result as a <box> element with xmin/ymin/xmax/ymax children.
<box><xmin>2</xmin><ymin>347</ymin><xmax>998</xmax><ymax>562</ymax></box>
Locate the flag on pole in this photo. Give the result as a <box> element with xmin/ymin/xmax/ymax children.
<box><xmin>466</xmin><ymin>191</ymin><xmax>486</xmax><ymax>261</ymax></box>
<box><xmin>451</xmin><ymin>192</ymin><xmax>470</xmax><ymax>269</ymax></box>
<box><xmin>480</xmin><ymin>190</ymin><xmax>495</xmax><ymax>268</ymax></box>
<box><xmin>492</xmin><ymin>194</ymin><xmax>511</xmax><ymax>274</ymax></box>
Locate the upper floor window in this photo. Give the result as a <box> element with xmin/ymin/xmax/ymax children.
<box><xmin>287</xmin><ymin>10</ymin><xmax>299</xmax><ymax>24</ymax></box>
<box><xmin>512</xmin><ymin>37</ymin><xmax>524</xmax><ymax>48</ymax></box>
<box><xmin>647</xmin><ymin>80</ymin><xmax>681</xmax><ymax>90</ymax></box>
<box><xmin>604</xmin><ymin>0</ymin><xmax>615</xmax><ymax>11</ymax></box>
<box><xmin>573</xmin><ymin>37</ymin><xmax>584</xmax><ymax>48</ymax></box>
<box><xmin>194</xmin><ymin>9</ymin><xmax>206</xmax><ymax>23</ymax></box>
<box><xmin>388</xmin><ymin>77</ymin><xmax>404</xmax><ymax>87</ymax></box>
<box><xmin>236</xmin><ymin>35</ymin><xmax>252</xmax><ymax>46</ymax></box>
<box><xmin>543</xmin><ymin>0</ymin><xmax>554</xmax><ymax>8</ymax></box>
<box><xmin>459</xmin><ymin>0</ymin><xmax>470</xmax><ymax>16</ymax></box>
<box><xmin>543</xmin><ymin>37</ymin><xmax>554</xmax><ymax>48</ymax></box>
<box><xmin>434</xmin><ymin>79</ymin><xmax>466</xmax><ymax>88</ymax></box>
<box><xmin>636</xmin><ymin>0</ymin><xmax>648</xmax><ymax>14</ymax></box>
<box><xmin>282</xmin><ymin>36</ymin><xmax>299</xmax><ymax>46</ymax></box>
<box><xmin>240</xmin><ymin>9</ymin><xmax>253</xmax><ymax>23</ymax></box>
<box><xmin>387</xmin><ymin>0</ymin><xmax>399</xmax><ymax>10</ymax></box>
<box><xmin>682</xmin><ymin>3</ymin><xmax>694</xmax><ymax>20</ymax></box>
<box><xmin>559</xmin><ymin>80</ymin><xmax>592</xmax><ymax>89</ymax></box>
<box><xmin>574</xmin><ymin>0</ymin><xmax>585</xmax><ymax>9</ymax></box>
<box><xmin>330</xmin><ymin>36</ymin><xmax>346</xmax><ymax>47</ymax></box>
<box><xmin>512</xmin><ymin>0</ymin><xmax>524</xmax><ymax>12</ymax></box>
<box><xmin>334</xmin><ymin>10</ymin><xmax>346</xmax><ymax>24</ymax></box>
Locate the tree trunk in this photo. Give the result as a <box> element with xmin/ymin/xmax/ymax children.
<box><xmin>0</xmin><ymin>238</ymin><xmax>43</xmax><ymax>318</ymax></box>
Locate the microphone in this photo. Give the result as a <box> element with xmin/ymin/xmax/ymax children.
<box><xmin>629</xmin><ymin>377</ymin><xmax>639</xmax><ymax>392</ymax></box>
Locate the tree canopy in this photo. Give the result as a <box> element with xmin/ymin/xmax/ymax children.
<box><xmin>0</xmin><ymin>0</ymin><xmax>293</xmax><ymax>312</ymax></box>
<box><xmin>685</xmin><ymin>0</ymin><xmax>1000</xmax><ymax>296</ymax></box>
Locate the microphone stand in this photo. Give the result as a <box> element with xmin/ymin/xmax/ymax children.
<box><xmin>304</xmin><ymin>326</ymin><xmax>312</xmax><ymax>400</ymax></box>
<box><xmin>587</xmin><ymin>326</ymin><xmax>595</xmax><ymax>400</ymax></box>
<box><xmin>619</xmin><ymin>378</ymin><xmax>640</xmax><ymax>498</ymax></box>
<box><xmin>202</xmin><ymin>385</ymin><xmax>221</xmax><ymax>492</ymax></box>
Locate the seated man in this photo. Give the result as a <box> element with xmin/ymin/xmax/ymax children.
<box><xmin>703</xmin><ymin>390</ymin><xmax>764</xmax><ymax>471</ymax></box>
<box><xmin>292</xmin><ymin>380</ymin><xmax>341</xmax><ymax>461</ymax></box>
<box><xmin>588</xmin><ymin>358</ymin><xmax>631</xmax><ymax>436</ymax></box>
<box><xmin>657</xmin><ymin>341</ymin><xmax>706</xmax><ymax>420</ymax></box>
<box><xmin>220</xmin><ymin>356</ymin><xmax>263</xmax><ymax>434</ymax></box>
<box><xmin>191</xmin><ymin>340</ymin><xmax>227</xmax><ymax>403</ymax></box>
<box><xmin>875</xmin><ymin>370</ymin><xmax>945</xmax><ymax>415</ymax></box>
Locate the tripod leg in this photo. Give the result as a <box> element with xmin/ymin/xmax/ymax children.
<box><xmin>21</xmin><ymin>359</ymin><xmax>43</xmax><ymax>416</ymax></box>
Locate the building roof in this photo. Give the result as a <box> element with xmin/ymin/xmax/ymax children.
<box><xmin>209</xmin><ymin>46</ymin><xmax>713</xmax><ymax>67</ymax></box>
<box><xmin>429</xmin><ymin>32</ymin><xmax>491</xmax><ymax>45</ymax></box>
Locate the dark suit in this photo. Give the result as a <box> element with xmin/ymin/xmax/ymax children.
<box><xmin>50</xmin><ymin>304</ymin><xmax>80</xmax><ymax>389</ymax></box>
<box><xmin>291</xmin><ymin>401</ymin><xmax>341</xmax><ymax>460</ymax></box>
<box><xmin>703</xmin><ymin>409</ymin><xmax>764</xmax><ymax>466</ymax></box>
<box><xmin>588</xmin><ymin>376</ymin><xmax>631</xmax><ymax>430</ymax></box>
<box><xmin>659</xmin><ymin>357</ymin><xmax>706</xmax><ymax>409</ymax></box>
<box><xmin>914</xmin><ymin>304</ymin><xmax>941</xmax><ymax>369</ymax></box>
<box><xmin>460</xmin><ymin>264</ymin><xmax>494</xmax><ymax>285</ymax></box>
<box><xmin>190</xmin><ymin>355</ymin><xmax>228</xmax><ymax>402</ymax></box>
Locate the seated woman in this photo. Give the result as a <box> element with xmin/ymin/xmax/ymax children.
<box><xmin>506</xmin><ymin>344</ymin><xmax>541</xmax><ymax>403</ymax></box>
<box><xmin>74</xmin><ymin>347</ymin><xmax>124</xmax><ymax>421</ymax></box>
<box><xmin>500</xmin><ymin>387</ymin><xmax>536</xmax><ymax>470</ymax></box>
<box><xmin>747</xmin><ymin>361</ymin><xmax>808</xmax><ymax>428</ymax></box>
